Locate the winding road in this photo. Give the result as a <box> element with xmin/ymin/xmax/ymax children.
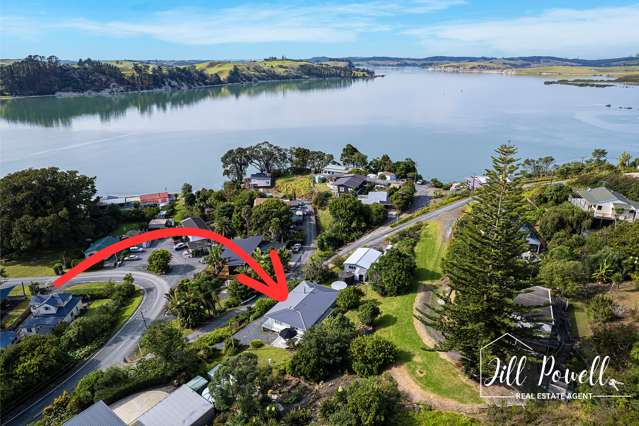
<box><xmin>2</xmin><ymin>271</ymin><xmax>170</xmax><ymax>426</ymax></box>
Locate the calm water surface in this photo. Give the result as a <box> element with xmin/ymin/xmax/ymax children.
<box><xmin>1</xmin><ymin>68</ymin><xmax>637</xmax><ymax>194</ymax></box>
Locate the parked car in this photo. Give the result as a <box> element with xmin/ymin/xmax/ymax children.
<box><xmin>174</xmin><ymin>242</ymin><xmax>188</xmax><ymax>251</ymax></box>
<box><xmin>129</xmin><ymin>246</ymin><xmax>145</xmax><ymax>253</ymax></box>
<box><xmin>292</xmin><ymin>243</ymin><xmax>303</xmax><ymax>253</ymax></box>
<box><xmin>124</xmin><ymin>255</ymin><xmax>140</xmax><ymax>261</ymax></box>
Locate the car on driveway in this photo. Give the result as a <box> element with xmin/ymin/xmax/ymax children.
<box><xmin>174</xmin><ymin>242</ymin><xmax>188</xmax><ymax>251</ymax></box>
<box><xmin>291</xmin><ymin>243</ymin><xmax>303</xmax><ymax>253</ymax></box>
<box><xmin>129</xmin><ymin>246</ymin><xmax>145</xmax><ymax>253</ymax></box>
<box><xmin>124</xmin><ymin>255</ymin><xmax>140</xmax><ymax>261</ymax></box>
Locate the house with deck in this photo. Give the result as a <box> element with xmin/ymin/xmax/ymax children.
<box><xmin>569</xmin><ymin>187</ymin><xmax>638</xmax><ymax>222</ymax></box>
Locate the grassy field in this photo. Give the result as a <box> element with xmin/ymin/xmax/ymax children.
<box><xmin>246</xmin><ymin>346</ymin><xmax>292</xmax><ymax>370</ymax></box>
<box><xmin>513</xmin><ymin>65</ymin><xmax>639</xmax><ymax>78</ymax></box>
<box><xmin>275</xmin><ymin>175</ymin><xmax>314</xmax><ymax>199</ymax></box>
<box><xmin>0</xmin><ymin>250</ymin><xmax>64</xmax><ymax>277</ymax></box>
<box><xmin>0</xmin><ymin>299</ymin><xmax>29</xmax><ymax>329</ymax></box>
<box><xmin>317</xmin><ymin>208</ymin><xmax>333</xmax><ymax>233</ymax></box>
<box><xmin>347</xmin><ymin>222</ymin><xmax>481</xmax><ymax>404</ymax></box>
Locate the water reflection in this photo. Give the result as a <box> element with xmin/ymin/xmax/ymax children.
<box><xmin>0</xmin><ymin>78</ymin><xmax>354</xmax><ymax>128</ymax></box>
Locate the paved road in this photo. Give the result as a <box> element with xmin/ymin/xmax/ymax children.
<box><xmin>327</xmin><ymin>197</ymin><xmax>471</xmax><ymax>263</ymax></box>
<box><xmin>2</xmin><ymin>270</ymin><xmax>171</xmax><ymax>426</ymax></box>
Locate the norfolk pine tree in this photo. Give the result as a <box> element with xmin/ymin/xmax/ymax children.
<box><xmin>416</xmin><ymin>144</ymin><xmax>534</xmax><ymax>377</ymax></box>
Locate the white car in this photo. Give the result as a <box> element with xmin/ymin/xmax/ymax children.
<box><xmin>124</xmin><ymin>255</ymin><xmax>140</xmax><ymax>261</ymax></box>
<box><xmin>292</xmin><ymin>243</ymin><xmax>303</xmax><ymax>253</ymax></box>
<box><xmin>129</xmin><ymin>246</ymin><xmax>145</xmax><ymax>253</ymax></box>
<box><xmin>174</xmin><ymin>242</ymin><xmax>188</xmax><ymax>251</ymax></box>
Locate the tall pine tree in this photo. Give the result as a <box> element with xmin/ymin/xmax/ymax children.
<box><xmin>417</xmin><ymin>144</ymin><xmax>533</xmax><ymax>377</ymax></box>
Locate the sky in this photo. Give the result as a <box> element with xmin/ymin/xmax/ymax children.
<box><xmin>2</xmin><ymin>0</ymin><xmax>639</xmax><ymax>60</ymax></box>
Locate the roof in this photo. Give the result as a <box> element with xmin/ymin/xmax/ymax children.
<box><xmin>21</xmin><ymin>296</ymin><xmax>81</xmax><ymax>332</ymax></box>
<box><xmin>180</xmin><ymin>217</ymin><xmax>211</xmax><ymax>231</ymax></box>
<box><xmin>64</xmin><ymin>400</ymin><xmax>126</xmax><ymax>426</ymax></box>
<box><xmin>514</xmin><ymin>286</ymin><xmax>554</xmax><ymax>324</ymax></box>
<box><xmin>0</xmin><ymin>285</ymin><xmax>16</xmax><ymax>303</ymax></box>
<box><xmin>344</xmin><ymin>247</ymin><xmax>383</xmax><ymax>269</ymax></box>
<box><xmin>335</xmin><ymin>174</ymin><xmax>366</xmax><ymax>189</ymax></box>
<box><xmin>139</xmin><ymin>192</ymin><xmax>171</xmax><ymax>204</ymax></box>
<box><xmin>250</xmin><ymin>172</ymin><xmax>271</xmax><ymax>179</ymax></box>
<box><xmin>149</xmin><ymin>218</ymin><xmax>171</xmax><ymax>226</ymax></box>
<box><xmin>85</xmin><ymin>235</ymin><xmax>119</xmax><ymax>255</ymax></box>
<box><xmin>576</xmin><ymin>187</ymin><xmax>639</xmax><ymax>209</ymax></box>
<box><xmin>322</xmin><ymin>164</ymin><xmax>350</xmax><ymax>173</ymax></box>
<box><xmin>185</xmin><ymin>376</ymin><xmax>209</xmax><ymax>393</ymax></box>
<box><xmin>222</xmin><ymin>236</ymin><xmax>263</xmax><ymax>267</ymax></box>
<box><xmin>359</xmin><ymin>191</ymin><xmax>389</xmax><ymax>205</ymax></box>
<box><xmin>0</xmin><ymin>331</ymin><xmax>16</xmax><ymax>349</ymax></box>
<box><xmin>30</xmin><ymin>293</ymin><xmax>73</xmax><ymax>310</ymax></box>
<box><xmin>99</xmin><ymin>195</ymin><xmax>141</xmax><ymax>205</ymax></box>
<box><xmin>133</xmin><ymin>385</ymin><xmax>214</xmax><ymax>426</ymax></box>
<box><xmin>263</xmin><ymin>281</ymin><xmax>338</xmax><ymax>331</ymax></box>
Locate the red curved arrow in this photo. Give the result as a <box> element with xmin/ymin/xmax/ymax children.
<box><xmin>53</xmin><ymin>228</ymin><xmax>288</xmax><ymax>302</ymax></box>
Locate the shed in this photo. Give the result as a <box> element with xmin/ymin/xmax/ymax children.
<box><xmin>343</xmin><ymin>247</ymin><xmax>383</xmax><ymax>282</ymax></box>
<box><xmin>185</xmin><ymin>376</ymin><xmax>209</xmax><ymax>394</ymax></box>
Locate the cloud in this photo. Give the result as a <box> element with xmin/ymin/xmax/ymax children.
<box><xmin>48</xmin><ymin>1</ymin><xmax>465</xmax><ymax>46</ymax></box>
<box><xmin>404</xmin><ymin>5</ymin><xmax>639</xmax><ymax>58</ymax></box>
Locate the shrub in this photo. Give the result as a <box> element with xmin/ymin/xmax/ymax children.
<box><xmin>147</xmin><ymin>249</ymin><xmax>172</xmax><ymax>274</ymax></box>
<box><xmin>336</xmin><ymin>286</ymin><xmax>364</xmax><ymax>311</ymax></box>
<box><xmin>590</xmin><ymin>294</ymin><xmax>617</xmax><ymax>323</ymax></box>
<box><xmin>250</xmin><ymin>298</ymin><xmax>278</xmax><ymax>321</ymax></box>
<box><xmin>250</xmin><ymin>339</ymin><xmax>264</xmax><ymax>349</ymax></box>
<box><xmin>53</xmin><ymin>262</ymin><xmax>64</xmax><ymax>275</ymax></box>
<box><xmin>349</xmin><ymin>335</ymin><xmax>398</xmax><ymax>377</ymax></box>
<box><xmin>358</xmin><ymin>301</ymin><xmax>381</xmax><ymax>326</ymax></box>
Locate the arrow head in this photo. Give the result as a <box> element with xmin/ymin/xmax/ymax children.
<box><xmin>236</xmin><ymin>249</ymin><xmax>289</xmax><ymax>302</ymax></box>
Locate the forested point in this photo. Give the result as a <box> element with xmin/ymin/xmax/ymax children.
<box><xmin>0</xmin><ymin>56</ymin><xmax>374</xmax><ymax>97</ymax></box>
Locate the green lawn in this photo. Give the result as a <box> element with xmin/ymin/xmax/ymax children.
<box><xmin>0</xmin><ymin>250</ymin><xmax>64</xmax><ymax>277</ymax></box>
<box><xmin>317</xmin><ymin>209</ymin><xmax>333</xmax><ymax>233</ymax></box>
<box><xmin>246</xmin><ymin>346</ymin><xmax>292</xmax><ymax>370</ymax></box>
<box><xmin>348</xmin><ymin>221</ymin><xmax>481</xmax><ymax>404</ymax></box>
<box><xmin>275</xmin><ymin>175</ymin><xmax>313</xmax><ymax>198</ymax></box>
<box><xmin>569</xmin><ymin>300</ymin><xmax>592</xmax><ymax>339</ymax></box>
<box><xmin>115</xmin><ymin>294</ymin><xmax>143</xmax><ymax>329</ymax></box>
<box><xmin>396</xmin><ymin>409</ymin><xmax>479</xmax><ymax>426</ymax></box>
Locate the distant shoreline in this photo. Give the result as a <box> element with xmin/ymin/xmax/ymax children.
<box><xmin>0</xmin><ymin>75</ymin><xmax>378</xmax><ymax>101</ymax></box>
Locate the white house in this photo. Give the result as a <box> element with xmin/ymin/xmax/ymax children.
<box><xmin>321</xmin><ymin>164</ymin><xmax>350</xmax><ymax>176</ymax></box>
<box><xmin>343</xmin><ymin>247</ymin><xmax>383</xmax><ymax>282</ymax></box>
<box><xmin>20</xmin><ymin>293</ymin><xmax>84</xmax><ymax>336</ymax></box>
<box><xmin>358</xmin><ymin>191</ymin><xmax>390</xmax><ymax>206</ymax></box>
<box><xmin>570</xmin><ymin>187</ymin><xmax>638</xmax><ymax>222</ymax></box>
<box><xmin>377</xmin><ymin>171</ymin><xmax>397</xmax><ymax>181</ymax></box>
<box><xmin>465</xmin><ymin>175</ymin><xmax>489</xmax><ymax>191</ymax></box>
<box><xmin>249</xmin><ymin>173</ymin><xmax>272</xmax><ymax>188</ymax></box>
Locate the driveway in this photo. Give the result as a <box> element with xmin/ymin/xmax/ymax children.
<box><xmin>327</xmin><ymin>197</ymin><xmax>471</xmax><ymax>263</ymax></box>
<box><xmin>2</xmin><ymin>270</ymin><xmax>171</xmax><ymax>426</ymax></box>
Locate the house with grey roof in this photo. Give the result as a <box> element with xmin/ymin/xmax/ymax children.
<box><xmin>64</xmin><ymin>400</ymin><xmax>126</xmax><ymax>426</ymax></box>
<box><xmin>358</xmin><ymin>191</ymin><xmax>390</xmax><ymax>206</ymax></box>
<box><xmin>332</xmin><ymin>174</ymin><xmax>367</xmax><ymax>195</ymax></box>
<box><xmin>343</xmin><ymin>247</ymin><xmax>383</xmax><ymax>282</ymax></box>
<box><xmin>132</xmin><ymin>385</ymin><xmax>214</xmax><ymax>426</ymax></box>
<box><xmin>221</xmin><ymin>235</ymin><xmax>263</xmax><ymax>269</ymax></box>
<box><xmin>261</xmin><ymin>281</ymin><xmax>338</xmax><ymax>335</ymax></box>
<box><xmin>570</xmin><ymin>187</ymin><xmax>638</xmax><ymax>222</ymax></box>
<box><xmin>19</xmin><ymin>293</ymin><xmax>84</xmax><ymax>336</ymax></box>
<box><xmin>181</xmin><ymin>216</ymin><xmax>213</xmax><ymax>253</ymax></box>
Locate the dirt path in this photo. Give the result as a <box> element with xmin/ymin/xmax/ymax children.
<box><xmin>389</xmin><ymin>365</ymin><xmax>484</xmax><ymax>414</ymax></box>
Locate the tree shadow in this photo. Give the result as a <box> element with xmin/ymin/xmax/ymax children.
<box><xmin>375</xmin><ymin>313</ymin><xmax>397</xmax><ymax>329</ymax></box>
<box><xmin>415</xmin><ymin>266</ymin><xmax>442</xmax><ymax>282</ymax></box>
<box><xmin>396</xmin><ymin>348</ymin><xmax>413</xmax><ymax>363</ymax></box>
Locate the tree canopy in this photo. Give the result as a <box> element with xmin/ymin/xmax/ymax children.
<box><xmin>0</xmin><ymin>167</ymin><xmax>97</xmax><ymax>256</ymax></box>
